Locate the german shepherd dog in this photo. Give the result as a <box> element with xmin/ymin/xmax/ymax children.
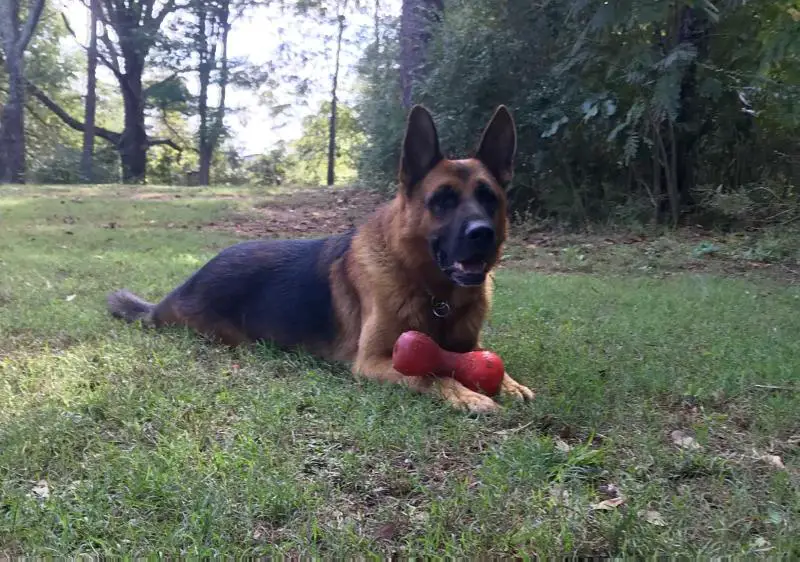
<box><xmin>108</xmin><ymin>105</ymin><xmax>535</xmax><ymax>413</ymax></box>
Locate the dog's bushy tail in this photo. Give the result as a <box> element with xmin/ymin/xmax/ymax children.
<box><xmin>107</xmin><ymin>289</ymin><xmax>155</xmax><ymax>323</ymax></box>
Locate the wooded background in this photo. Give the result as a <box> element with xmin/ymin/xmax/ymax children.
<box><xmin>0</xmin><ymin>0</ymin><xmax>798</xmax><ymax>226</ymax></box>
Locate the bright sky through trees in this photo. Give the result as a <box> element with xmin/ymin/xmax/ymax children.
<box><xmin>57</xmin><ymin>0</ymin><xmax>401</xmax><ymax>154</ymax></box>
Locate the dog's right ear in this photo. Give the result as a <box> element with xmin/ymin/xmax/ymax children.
<box><xmin>399</xmin><ymin>105</ymin><xmax>443</xmax><ymax>195</ymax></box>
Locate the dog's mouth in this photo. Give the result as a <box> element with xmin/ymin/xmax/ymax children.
<box><xmin>434</xmin><ymin>247</ymin><xmax>489</xmax><ymax>287</ymax></box>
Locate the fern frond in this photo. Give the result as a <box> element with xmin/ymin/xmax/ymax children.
<box><xmin>623</xmin><ymin>131</ymin><xmax>640</xmax><ymax>164</ymax></box>
<box><xmin>654</xmin><ymin>44</ymin><xmax>698</xmax><ymax>71</ymax></box>
<box><xmin>652</xmin><ymin>69</ymin><xmax>682</xmax><ymax>121</ymax></box>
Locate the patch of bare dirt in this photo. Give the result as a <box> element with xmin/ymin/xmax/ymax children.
<box><xmin>130</xmin><ymin>190</ymin><xmax>250</xmax><ymax>201</ymax></box>
<box><xmin>501</xmin><ymin>228</ymin><xmax>800</xmax><ymax>282</ymax></box>
<box><xmin>208</xmin><ymin>186</ymin><xmax>389</xmax><ymax>238</ymax></box>
<box><xmin>203</xmin><ymin>186</ymin><xmax>799</xmax><ymax>282</ymax></box>
<box><xmin>130</xmin><ymin>192</ymin><xmax>179</xmax><ymax>201</ymax></box>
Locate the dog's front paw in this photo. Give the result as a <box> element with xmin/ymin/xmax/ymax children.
<box><xmin>458</xmin><ymin>391</ymin><xmax>501</xmax><ymax>414</ymax></box>
<box><xmin>436</xmin><ymin>378</ymin><xmax>501</xmax><ymax>414</ymax></box>
<box><xmin>500</xmin><ymin>373</ymin><xmax>536</xmax><ymax>401</ymax></box>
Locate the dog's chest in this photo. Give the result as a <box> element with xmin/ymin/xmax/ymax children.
<box><xmin>402</xmin><ymin>294</ymin><xmax>485</xmax><ymax>353</ymax></box>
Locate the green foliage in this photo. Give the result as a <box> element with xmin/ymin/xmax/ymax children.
<box><xmin>209</xmin><ymin>146</ymin><xmax>286</xmax><ymax>186</ymax></box>
<box><xmin>146</xmin><ymin>140</ymin><xmax>291</xmax><ymax>188</ymax></box>
<box><xmin>239</xmin><ymin>145</ymin><xmax>289</xmax><ymax>186</ymax></box>
<box><xmin>0</xmin><ymin>6</ymin><xmax>90</xmax><ymax>183</ymax></box>
<box><xmin>356</xmin><ymin>0</ymin><xmax>800</xmax><ymax>225</ymax></box>
<box><xmin>145</xmin><ymin>75</ymin><xmax>193</xmax><ymax>115</ymax></box>
<box><xmin>30</xmin><ymin>143</ymin><xmax>120</xmax><ymax>185</ymax></box>
<box><xmin>285</xmin><ymin>101</ymin><xmax>366</xmax><ymax>186</ymax></box>
<box><xmin>353</xmin><ymin>14</ymin><xmax>406</xmax><ymax>191</ymax></box>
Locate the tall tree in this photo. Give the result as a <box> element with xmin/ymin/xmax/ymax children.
<box><xmin>327</xmin><ymin>11</ymin><xmax>346</xmax><ymax>186</ymax></box>
<box><xmin>80</xmin><ymin>0</ymin><xmax>99</xmax><ymax>182</ymax></box>
<box><xmin>287</xmin><ymin>101</ymin><xmax>364</xmax><ymax>186</ymax></box>
<box><xmin>288</xmin><ymin>0</ymin><xmax>362</xmax><ymax>186</ymax></box>
<box><xmin>399</xmin><ymin>0</ymin><xmax>442</xmax><ymax>108</ymax></box>
<box><xmin>360</xmin><ymin>0</ymin><xmax>800</xmax><ymax>224</ymax></box>
<box><xmin>0</xmin><ymin>0</ymin><xmax>46</xmax><ymax>183</ymax></box>
<box><xmin>93</xmin><ymin>0</ymin><xmax>181</xmax><ymax>182</ymax></box>
<box><xmin>170</xmin><ymin>0</ymin><xmax>267</xmax><ymax>185</ymax></box>
<box><xmin>191</xmin><ymin>0</ymin><xmax>232</xmax><ymax>186</ymax></box>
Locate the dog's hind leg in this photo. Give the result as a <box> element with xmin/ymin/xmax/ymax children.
<box><xmin>108</xmin><ymin>287</ymin><xmax>247</xmax><ymax>346</ymax></box>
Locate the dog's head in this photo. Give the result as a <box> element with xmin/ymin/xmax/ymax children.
<box><xmin>398</xmin><ymin>105</ymin><xmax>516</xmax><ymax>287</ymax></box>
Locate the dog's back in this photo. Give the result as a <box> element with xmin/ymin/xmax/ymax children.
<box><xmin>108</xmin><ymin>232</ymin><xmax>357</xmax><ymax>352</ymax></box>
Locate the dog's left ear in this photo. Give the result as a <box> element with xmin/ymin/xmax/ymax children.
<box><xmin>476</xmin><ymin>105</ymin><xmax>517</xmax><ymax>188</ymax></box>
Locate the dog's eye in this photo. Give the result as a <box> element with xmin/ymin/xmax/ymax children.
<box><xmin>475</xmin><ymin>183</ymin><xmax>498</xmax><ymax>214</ymax></box>
<box><xmin>427</xmin><ymin>187</ymin><xmax>460</xmax><ymax>216</ymax></box>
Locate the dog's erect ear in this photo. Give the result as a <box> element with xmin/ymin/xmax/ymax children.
<box><xmin>476</xmin><ymin>105</ymin><xmax>517</xmax><ymax>188</ymax></box>
<box><xmin>399</xmin><ymin>105</ymin><xmax>443</xmax><ymax>194</ymax></box>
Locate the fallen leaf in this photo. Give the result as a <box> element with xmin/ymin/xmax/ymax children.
<box><xmin>591</xmin><ymin>497</ymin><xmax>624</xmax><ymax>510</ymax></box>
<box><xmin>760</xmin><ymin>454</ymin><xmax>785</xmax><ymax>469</ymax></box>
<box><xmin>641</xmin><ymin>509</ymin><xmax>667</xmax><ymax>526</ymax></box>
<box><xmin>598</xmin><ymin>483</ymin><xmax>620</xmax><ymax>498</ymax></box>
<box><xmin>549</xmin><ymin>485</ymin><xmax>571</xmax><ymax>504</ymax></box>
<box><xmin>554</xmin><ymin>438</ymin><xmax>571</xmax><ymax>453</ymax></box>
<box><xmin>493</xmin><ymin>422</ymin><xmax>533</xmax><ymax>435</ymax></box>
<box><xmin>65</xmin><ymin>294</ymin><xmax>76</xmax><ymax>302</ymax></box>
<box><xmin>671</xmin><ymin>430</ymin><xmax>701</xmax><ymax>450</ymax></box>
<box><xmin>374</xmin><ymin>522</ymin><xmax>398</xmax><ymax>541</ymax></box>
<box><xmin>31</xmin><ymin>480</ymin><xmax>50</xmax><ymax>499</ymax></box>
<box><xmin>409</xmin><ymin>508</ymin><xmax>430</xmax><ymax>524</ymax></box>
<box><xmin>750</xmin><ymin>536</ymin><xmax>772</xmax><ymax>552</ymax></box>
<box><xmin>767</xmin><ymin>509</ymin><xmax>784</xmax><ymax>525</ymax></box>
<box><xmin>252</xmin><ymin>524</ymin><xmax>268</xmax><ymax>541</ymax></box>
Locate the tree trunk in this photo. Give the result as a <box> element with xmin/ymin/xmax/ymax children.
<box><xmin>197</xmin><ymin>3</ymin><xmax>211</xmax><ymax>186</ymax></box>
<box><xmin>651</xmin><ymin>129</ymin><xmax>662</xmax><ymax>224</ymax></box>
<box><xmin>196</xmin><ymin>0</ymin><xmax>232</xmax><ymax>186</ymax></box>
<box><xmin>89</xmin><ymin>0</ymin><xmax>181</xmax><ymax>184</ymax></box>
<box><xmin>212</xmin><ymin>5</ymin><xmax>230</xmax><ymax>144</ymax></box>
<box><xmin>374</xmin><ymin>0</ymin><xmax>380</xmax><ymax>53</ymax></box>
<box><xmin>0</xmin><ymin>0</ymin><xmax>46</xmax><ymax>184</ymax></box>
<box><xmin>675</xmin><ymin>5</ymin><xmax>712</xmax><ymax>211</ymax></box>
<box><xmin>119</xmin><ymin>69</ymin><xmax>148</xmax><ymax>183</ymax></box>
<box><xmin>327</xmin><ymin>13</ymin><xmax>346</xmax><ymax>187</ymax></box>
<box><xmin>399</xmin><ymin>0</ymin><xmax>443</xmax><ymax>109</ymax></box>
<box><xmin>1</xmin><ymin>60</ymin><xmax>26</xmax><ymax>183</ymax></box>
<box><xmin>80</xmin><ymin>0</ymin><xmax>99</xmax><ymax>183</ymax></box>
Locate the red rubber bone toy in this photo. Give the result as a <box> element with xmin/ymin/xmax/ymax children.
<box><xmin>391</xmin><ymin>330</ymin><xmax>504</xmax><ymax>396</ymax></box>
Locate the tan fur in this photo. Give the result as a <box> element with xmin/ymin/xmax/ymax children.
<box><xmin>109</xmin><ymin>105</ymin><xmax>535</xmax><ymax>413</ymax></box>
<box><xmin>325</xmin><ymin>142</ymin><xmax>534</xmax><ymax>412</ymax></box>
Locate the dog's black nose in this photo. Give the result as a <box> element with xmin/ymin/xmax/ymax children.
<box><xmin>464</xmin><ymin>220</ymin><xmax>495</xmax><ymax>250</ymax></box>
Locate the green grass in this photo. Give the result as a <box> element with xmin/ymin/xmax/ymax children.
<box><xmin>1</xmin><ymin>184</ymin><xmax>799</xmax><ymax>557</ymax></box>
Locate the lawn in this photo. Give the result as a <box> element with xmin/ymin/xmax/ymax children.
<box><xmin>1</xmin><ymin>184</ymin><xmax>798</xmax><ymax>557</ymax></box>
